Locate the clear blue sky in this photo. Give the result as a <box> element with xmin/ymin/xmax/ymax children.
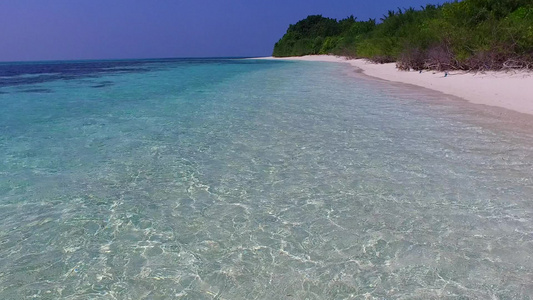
<box><xmin>0</xmin><ymin>0</ymin><xmax>446</xmax><ymax>62</ymax></box>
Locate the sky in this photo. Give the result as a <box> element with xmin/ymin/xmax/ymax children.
<box><xmin>0</xmin><ymin>0</ymin><xmax>447</xmax><ymax>62</ymax></box>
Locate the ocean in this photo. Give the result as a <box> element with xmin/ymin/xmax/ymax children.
<box><xmin>1</xmin><ymin>58</ymin><xmax>532</xmax><ymax>299</ymax></box>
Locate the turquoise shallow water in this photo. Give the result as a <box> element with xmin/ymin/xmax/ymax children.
<box><xmin>1</xmin><ymin>58</ymin><xmax>533</xmax><ymax>299</ymax></box>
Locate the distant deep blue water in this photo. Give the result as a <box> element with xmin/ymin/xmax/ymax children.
<box><xmin>1</xmin><ymin>58</ymin><xmax>533</xmax><ymax>299</ymax></box>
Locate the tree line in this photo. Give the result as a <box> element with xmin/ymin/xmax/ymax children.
<box><xmin>272</xmin><ymin>0</ymin><xmax>533</xmax><ymax>71</ymax></box>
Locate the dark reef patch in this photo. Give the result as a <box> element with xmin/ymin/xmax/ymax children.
<box><xmin>91</xmin><ymin>81</ymin><xmax>114</xmax><ymax>88</ymax></box>
<box><xmin>18</xmin><ymin>88</ymin><xmax>54</xmax><ymax>94</ymax></box>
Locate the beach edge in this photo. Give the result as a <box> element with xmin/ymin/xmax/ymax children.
<box><xmin>254</xmin><ymin>55</ymin><xmax>533</xmax><ymax>116</ymax></box>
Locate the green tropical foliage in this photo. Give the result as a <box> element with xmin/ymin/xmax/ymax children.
<box><xmin>272</xmin><ymin>0</ymin><xmax>533</xmax><ymax>71</ymax></box>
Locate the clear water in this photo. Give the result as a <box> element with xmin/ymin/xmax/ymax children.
<box><xmin>1</xmin><ymin>58</ymin><xmax>533</xmax><ymax>299</ymax></box>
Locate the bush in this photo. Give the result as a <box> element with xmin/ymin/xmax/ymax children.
<box><xmin>273</xmin><ymin>0</ymin><xmax>533</xmax><ymax>70</ymax></box>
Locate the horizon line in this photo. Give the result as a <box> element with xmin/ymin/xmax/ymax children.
<box><xmin>0</xmin><ymin>55</ymin><xmax>268</xmax><ymax>64</ymax></box>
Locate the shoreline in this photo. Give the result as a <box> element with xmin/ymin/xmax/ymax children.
<box><xmin>256</xmin><ymin>55</ymin><xmax>533</xmax><ymax>116</ymax></box>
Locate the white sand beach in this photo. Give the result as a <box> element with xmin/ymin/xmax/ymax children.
<box><xmin>258</xmin><ymin>55</ymin><xmax>533</xmax><ymax>116</ymax></box>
